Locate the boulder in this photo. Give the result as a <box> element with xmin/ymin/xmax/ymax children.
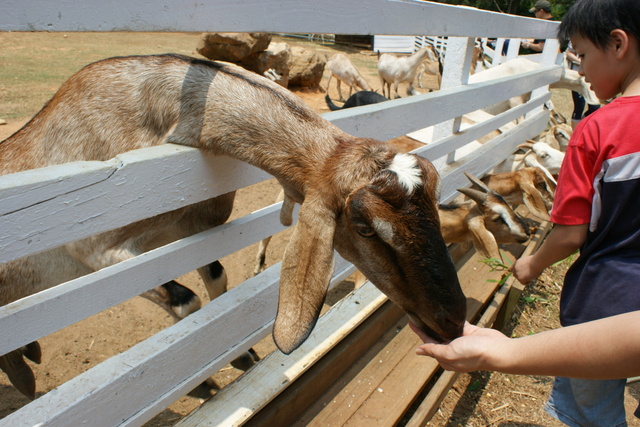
<box><xmin>287</xmin><ymin>46</ymin><xmax>326</xmax><ymax>88</ymax></box>
<box><xmin>241</xmin><ymin>42</ymin><xmax>292</xmax><ymax>88</ymax></box>
<box><xmin>196</xmin><ymin>32</ymin><xmax>272</xmax><ymax>63</ymax></box>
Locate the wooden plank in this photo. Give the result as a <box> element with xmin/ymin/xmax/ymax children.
<box><xmin>437</xmin><ymin>110</ymin><xmax>549</xmax><ymax>203</ymax></box>
<box><xmin>245</xmin><ymin>301</ymin><xmax>406</xmax><ymax>427</ymax></box>
<box><xmin>0</xmin><ymin>254</ymin><xmax>356</xmax><ymax>427</ymax></box>
<box><xmin>411</xmin><ymin>91</ymin><xmax>550</xmax><ymax>162</ymax></box>
<box><xmin>0</xmin><ymin>202</ymin><xmax>292</xmax><ymax>356</ymax></box>
<box><xmin>1</xmin><ymin>0</ymin><xmax>559</xmax><ymax>39</ymax></box>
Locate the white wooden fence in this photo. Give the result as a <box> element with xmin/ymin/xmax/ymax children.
<box><xmin>0</xmin><ymin>1</ymin><xmax>560</xmax><ymax>425</ymax></box>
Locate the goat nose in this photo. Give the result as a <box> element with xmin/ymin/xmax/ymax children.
<box><xmin>443</xmin><ymin>316</ymin><xmax>465</xmax><ymax>340</ymax></box>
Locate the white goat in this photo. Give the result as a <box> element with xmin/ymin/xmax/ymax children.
<box><xmin>0</xmin><ymin>54</ymin><xmax>468</xmax><ymax>397</ymax></box>
<box><xmin>325</xmin><ymin>53</ymin><xmax>371</xmax><ymax>101</ymax></box>
<box><xmin>378</xmin><ymin>46</ymin><xmax>437</xmax><ymax>99</ymax></box>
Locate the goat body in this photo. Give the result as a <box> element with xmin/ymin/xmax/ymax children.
<box><xmin>324</xmin><ymin>90</ymin><xmax>388</xmax><ymax>111</ymax></box>
<box><xmin>378</xmin><ymin>46</ymin><xmax>436</xmax><ymax>99</ymax></box>
<box><xmin>0</xmin><ymin>54</ymin><xmax>467</xmax><ymax>395</ymax></box>
<box><xmin>325</xmin><ymin>53</ymin><xmax>371</xmax><ymax>101</ymax></box>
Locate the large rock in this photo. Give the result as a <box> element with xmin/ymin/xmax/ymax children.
<box><xmin>241</xmin><ymin>42</ymin><xmax>292</xmax><ymax>88</ymax></box>
<box><xmin>287</xmin><ymin>46</ymin><xmax>326</xmax><ymax>88</ymax></box>
<box><xmin>197</xmin><ymin>32</ymin><xmax>272</xmax><ymax>63</ymax></box>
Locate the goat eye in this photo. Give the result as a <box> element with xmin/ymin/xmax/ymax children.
<box><xmin>355</xmin><ymin>223</ymin><xmax>376</xmax><ymax>237</ymax></box>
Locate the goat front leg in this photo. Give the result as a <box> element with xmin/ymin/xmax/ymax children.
<box><xmin>393</xmin><ymin>80</ymin><xmax>400</xmax><ymax>99</ymax></box>
<box><xmin>336</xmin><ymin>79</ymin><xmax>345</xmax><ymax>101</ymax></box>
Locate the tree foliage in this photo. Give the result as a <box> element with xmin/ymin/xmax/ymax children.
<box><xmin>430</xmin><ymin>0</ymin><xmax>576</xmax><ymax>19</ymax></box>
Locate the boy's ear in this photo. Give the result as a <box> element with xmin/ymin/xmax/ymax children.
<box><xmin>610</xmin><ymin>29</ymin><xmax>630</xmax><ymax>58</ymax></box>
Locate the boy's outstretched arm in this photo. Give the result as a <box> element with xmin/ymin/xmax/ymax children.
<box><xmin>512</xmin><ymin>223</ymin><xmax>588</xmax><ymax>284</ymax></box>
<box><xmin>413</xmin><ymin>311</ymin><xmax>640</xmax><ymax>380</ymax></box>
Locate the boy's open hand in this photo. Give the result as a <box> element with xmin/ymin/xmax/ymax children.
<box><xmin>410</xmin><ymin>321</ymin><xmax>509</xmax><ymax>372</ymax></box>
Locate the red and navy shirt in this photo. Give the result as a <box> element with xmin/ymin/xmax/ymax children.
<box><xmin>551</xmin><ymin>96</ymin><xmax>640</xmax><ymax>327</ymax></box>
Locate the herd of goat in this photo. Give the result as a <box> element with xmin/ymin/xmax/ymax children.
<box><xmin>0</xmin><ymin>40</ymin><xmax>585</xmax><ymax>404</ymax></box>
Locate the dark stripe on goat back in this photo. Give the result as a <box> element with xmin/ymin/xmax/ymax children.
<box><xmin>163</xmin><ymin>54</ymin><xmax>317</xmax><ymax>123</ymax></box>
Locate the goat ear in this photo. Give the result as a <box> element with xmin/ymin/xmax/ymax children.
<box><xmin>467</xmin><ymin>216</ymin><xmax>500</xmax><ymax>259</ymax></box>
<box><xmin>520</xmin><ymin>183</ymin><xmax>550</xmax><ymax>220</ymax></box>
<box><xmin>464</xmin><ymin>172</ymin><xmax>491</xmax><ymax>193</ymax></box>
<box><xmin>457</xmin><ymin>187</ymin><xmax>488</xmax><ymax>204</ymax></box>
<box><xmin>273</xmin><ymin>196</ymin><xmax>336</xmax><ymax>354</ymax></box>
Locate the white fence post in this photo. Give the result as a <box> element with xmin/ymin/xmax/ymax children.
<box><xmin>432</xmin><ymin>36</ymin><xmax>476</xmax><ymax>165</ymax></box>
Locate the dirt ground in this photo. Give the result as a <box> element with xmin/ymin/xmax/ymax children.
<box><xmin>1</xmin><ymin>34</ymin><xmax>639</xmax><ymax>426</ymax></box>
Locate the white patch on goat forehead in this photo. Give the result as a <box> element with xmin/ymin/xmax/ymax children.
<box><xmin>387</xmin><ymin>154</ymin><xmax>422</xmax><ymax>194</ymax></box>
<box><xmin>493</xmin><ymin>205</ymin><xmax>521</xmax><ymax>232</ymax></box>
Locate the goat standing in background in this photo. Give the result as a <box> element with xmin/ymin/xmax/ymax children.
<box><xmin>378</xmin><ymin>46</ymin><xmax>437</xmax><ymax>99</ymax></box>
<box><xmin>0</xmin><ymin>54</ymin><xmax>467</xmax><ymax>398</ymax></box>
<box><xmin>325</xmin><ymin>53</ymin><xmax>371</xmax><ymax>101</ymax></box>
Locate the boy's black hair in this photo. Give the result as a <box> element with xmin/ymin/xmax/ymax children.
<box><xmin>558</xmin><ymin>0</ymin><xmax>640</xmax><ymax>50</ymax></box>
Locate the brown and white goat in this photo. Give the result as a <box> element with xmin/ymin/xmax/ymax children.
<box><xmin>440</xmin><ymin>173</ymin><xmax>530</xmax><ymax>259</ymax></box>
<box><xmin>480</xmin><ymin>167</ymin><xmax>557</xmax><ymax>221</ymax></box>
<box><xmin>0</xmin><ymin>54</ymin><xmax>467</xmax><ymax>397</ymax></box>
<box><xmin>325</xmin><ymin>53</ymin><xmax>371</xmax><ymax>101</ymax></box>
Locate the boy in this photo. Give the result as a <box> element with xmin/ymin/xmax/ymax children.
<box><xmin>516</xmin><ymin>1</ymin><xmax>640</xmax><ymax>423</ymax></box>
<box><xmin>414</xmin><ymin>0</ymin><xmax>640</xmax><ymax>425</ymax></box>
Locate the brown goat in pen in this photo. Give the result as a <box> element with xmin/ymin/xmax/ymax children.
<box><xmin>0</xmin><ymin>54</ymin><xmax>467</xmax><ymax>399</ymax></box>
